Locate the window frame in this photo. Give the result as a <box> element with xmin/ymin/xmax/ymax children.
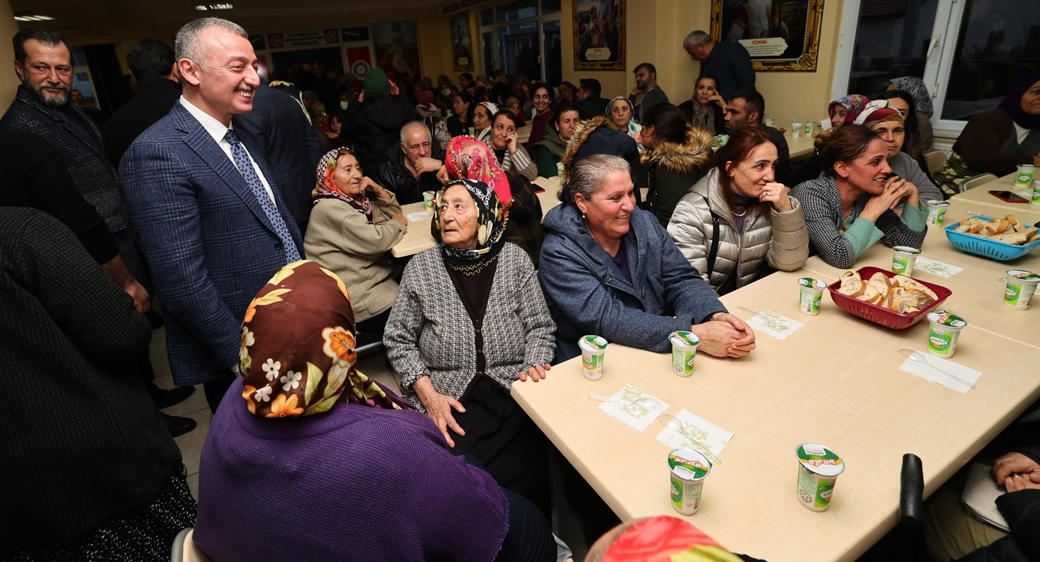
<box><xmin>478</xmin><ymin>0</ymin><xmax>562</xmax><ymax>83</ymax></box>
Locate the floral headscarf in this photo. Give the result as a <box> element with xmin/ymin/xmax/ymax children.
<box><xmin>239</xmin><ymin>260</ymin><xmax>412</xmax><ymax>418</ymax></box>
<box><xmin>444</xmin><ymin>136</ymin><xmax>513</xmax><ymax>207</ymax></box>
<box><xmin>1000</xmin><ymin>71</ymin><xmax>1040</xmax><ymax>130</ymax></box>
<box><xmin>890</xmin><ymin>76</ymin><xmax>933</xmax><ymax>118</ymax></box>
<box><xmin>828</xmin><ymin>95</ymin><xmax>870</xmax><ymax>127</ymax></box>
<box><xmin>432</xmin><ymin>179</ymin><xmax>506</xmax><ymax>273</ymax></box>
<box><xmin>600</xmin><ymin>516</ymin><xmax>743</xmax><ymax>562</ymax></box>
<box><xmin>312</xmin><ymin>148</ymin><xmax>373</xmax><ymax>223</ymax></box>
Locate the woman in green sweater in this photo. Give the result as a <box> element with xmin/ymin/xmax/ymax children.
<box><xmin>531</xmin><ymin>103</ymin><xmax>580</xmax><ymax>177</ymax></box>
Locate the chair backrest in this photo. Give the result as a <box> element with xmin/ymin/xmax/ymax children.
<box><xmin>900</xmin><ymin>453</ymin><xmax>927</xmax><ymax>562</ymax></box>
<box><xmin>923</xmin><ymin>150</ymin><xmax>947</xmax><ymax>176</ymax></box>
<box><xmin>170</xmin><ymin>528</ymin><xmax>212</xmax><ymax>562</ymax></box>
<box><xmin>958</xmin><ymin>173</ymin><xmax>998</xmax><ymax>193</ymax></box>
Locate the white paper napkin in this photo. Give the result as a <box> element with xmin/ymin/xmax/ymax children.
<box><xmin>597</xmin><ymin>384</ymin><xmax>669</xmax><ymax>433</ymax></box>
<box><xmin>654</xmin><ymin>408</ymin><xmax>733</xmax><ymax>463</ymax></box>
<box><xmin>746</xmin><ymin>309</ymin><xmax>806</xmax><ymax>341</ymax></box>
<box><xmin>914</xmin><ymin>257</ymin><xmax>964</xmax><ymax>278</ymax></box>
<box><xmin>406</xmin><ymin>212</ymin><xmax>431</xmax><ymax>221</ymax></box>
<box><xmin>898</xmin><ymin>353</ymin><xmax>982</xmax><ymax>393</ymax></box>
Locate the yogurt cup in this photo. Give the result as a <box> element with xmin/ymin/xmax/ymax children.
<box><xmin>669</xmin><ymin>331</ymin><xmax>700</xmax><ymax>377</ymax></box>
<box><xmin>926</xmin><ymin>311</ymin><xmax>967</xmax><ymax>358</ymax></box>
<box><xmin>796</xmin><ymin>443</ymin><xmax>845</xmax><ymax>511</ymax></box>
<box><xmin>1015</xmin><ymin>164</ymin><xmax>1036</xmax><ymax>188</ymax></box>
<box><xmin>804</xmin><ymin>121</ymin><xmax>816</xmax><ymax>136</ymax></box>
<box><xmin>556</xmin><ymin>162</ymin><xmax>565</xmax><ymax>177</ymax></box>
<box><xmin>668</xmin><ymin>448</ymin><xmax>711</xmax><ymax>515</ymax></box>
<box><xmin>764</xmin><ymin>118</ymin><xmax>775</xmax><ymax>127</ymax></box>
<box><xmin>578</xmin><ymin>335</ymin><xmax>608</xmax><ymax>381</ymax></box>
<box><xmin>1003</xmin><ymin>269</ymin><xmax>1040</xmax><ymax>310</ymax></box>
<box><xmin>1032</xmin><ymin>180</ymin><xmax>1040</xmax><ymax>205</ymax></box>
<box><xmin>422</xmin><ymin>191</ymin><xmax>436</xmax><ymax>210</ymax></box>
<box><xmin>891</xmin><ymin>246</ymin><xmax>921</xmax><ymax>276</ymax></box>
<box><xmin>926</xmin><ymin>201</ymin><xmax>951</xmax><ymax>227</ymax></box>
<box><xmin>797</xmin><ymin>277</ymin><xmax>827</xmax><ymax>316</ymax></box>
<box><xmin>791</xmin><ymin>122</ymin><xmax>803</xmax><ymax>138</ymax></box>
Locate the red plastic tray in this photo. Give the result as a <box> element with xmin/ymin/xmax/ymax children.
<box><xmin>826</xmin><ymin>266</ymin><xmax>952</xmax><ymax>330</ymax></box>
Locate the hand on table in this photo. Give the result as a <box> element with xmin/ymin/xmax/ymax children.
<box><xmin>691</xmin><ymin>313</ymin><xmax>756</xmax><ymax>358</ymax></box>
<box><xmin>519</xmin><ymin>363</ymin><xmax>552</xmax><ymax>382</ymax></box>
<box><xmin>415</xmin><ymin>376</ymin><xmax>466</xmax><ymax>448</ymax></box>
<box><xmin>390</xmin><ymin>213</ymin><xmax>409</xmax><ymax>227</ymax></box>
<box><xmin>759</xmin><ymin>182</ymin><xmax>792</xmax><ymax>212</ymax></box>
<box><xmin>124</xmin><ymin>279</ymin><xmax>151</xmax><ymax>314</ymax></box>
<box><xmin>993</xmin><ymin>452</ymin><xmax>1040</xmax><ymax>488</ymax></box>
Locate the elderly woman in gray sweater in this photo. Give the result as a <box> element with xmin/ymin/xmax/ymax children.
<box><xmin>384</xmin><ymin>178</ymin><xmax>555</xmax><ymax>516</ymax></box>
<box><xmin>668</xmin><ymin>127</ymin><xmax>809</xmax><ymax>295</ymax></box>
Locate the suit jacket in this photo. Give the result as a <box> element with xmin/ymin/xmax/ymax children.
<box><xmin>234</xmin><ymin>84</ymin><xmax>323</xmax><ymax>233</ymax></box>
<box><xmin>0</xmin><ymin>85</ymin><xmax>149</xmax><ymax>286</ymax></box>
<box><xmin>102</xmin><ymin>77</ymin><xmax>182</xmax><ymax>169</ymax></box>
<box><xmin>119</xmin><ymin>101</ymin><xmax>304</xmax><ymax>386</ymax></box>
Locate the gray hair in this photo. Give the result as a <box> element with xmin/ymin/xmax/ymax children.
<box><xmin>683</xmin><ymin>30</ymin><xmax>710</xmax><ymax>48</ymax></box>
<box><xmin>175</xmin><ymin>17</ymin><xmax>248</xmax><ymax>74</ymax></box>
<box><xmin>400</xmin><ymin>121</ymin><xmax>431</xmax><ymax>146</ymax></box>
<box><xmin>561</xmin><ymin>154</ymin><xmax>631</xmax><ymax>206</ymax></box>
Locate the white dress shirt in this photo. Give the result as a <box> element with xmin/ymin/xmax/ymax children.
<box><xmin>179</xmin><ymin>96</ymin><xmax>276</xmax><ymax>205</ymax></box>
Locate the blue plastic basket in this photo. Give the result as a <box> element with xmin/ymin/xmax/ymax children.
<box><xmin>944</xmin><ymin>217</ymin><xmax>1040</xmax><ymax>261</ymax></box>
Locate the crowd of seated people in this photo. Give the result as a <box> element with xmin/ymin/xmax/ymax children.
<box><xmin>8</xmin><ymin>13</ymin><xmax>1040</xmax><ymax>562</ymax></box>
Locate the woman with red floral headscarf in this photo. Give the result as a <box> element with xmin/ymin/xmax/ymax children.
<box><xmin>439</xmin><ymin>135</ymin><xmax>545</xmax><ymax>266</ymax></box>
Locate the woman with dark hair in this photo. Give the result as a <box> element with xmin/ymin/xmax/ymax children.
<box><xmin>531</xmin><ymin>104</ymin><xmax>580</xmax><ymax>178</ymax></box>
<box><xmin>878</xmin><ymin>89</ymin><xmax>925</xmax><ymax>160</ymax></box>
<box><xmin>790</xmin><ymin>125</ymin><xmax>927</xmax><ymax>268</ymax></box>
<box><xmin>487</xmin><ymin>110</ymin><xmax>538</xmax><ymax>181</ymax></box>
<box><xmin>446</xmin><ymin>91</ymin><xmax>474</xmax><ymax>138</ymax></box>
<box><xmin>635</xmin><ymin>103</ymin><xmax>714</xmax><ymax>227</ymax></box>
<box><xmin>668</xmin><ymin>126</ymin><xmax>808</xmax><ymax>295</ymax></box>
<box><xmin>889</xmin><ymin>76</ymin><xmax>934</xmax><ymax>153</ymax></box>
<box><xmin>341</xmin><ymin>68</ymin><xmax>420</xmax><ymax>175</ymax></box>
<box><xmin>435</xmin><ymin>75</ymin><xmax>458</xmax><ymax>117</ymax></box>
<box><xmin>526</xmin><ymin>83</ymin><xmax>554</xmax><ymax>146</ymax></box>
<box><xmin>472</xmin><ymin>101</ymin><xmax>497</xmax><ymax>145</ymax></box>
<box><xmin>556</xmin><ymin>80</ymin><xmax>578</xmax><ymax>110</ymax></box>
<box><xmin>679</xmin><ymin>74</ymin><xmax>726</xmax><ymax>135</ymax></box>
<box><xmin>933</xmin><ymin>72</ymin><xmax>1040</xmax><ymax>196</ymax></box>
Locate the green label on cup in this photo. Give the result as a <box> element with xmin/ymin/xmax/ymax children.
<box><xmin>892</xmin><ymin>256</ymin><xmax>908</xmax><ymax>273</ymax></box>
<box><xmin>928</xmin><ymin>327</ymin><xmax>953</xmax><ymax>356</ymax></box>
<box><xmin>1005</xmin><ymin>282</ymin><xmax>1021</xmax><ymax>305</ymax></box>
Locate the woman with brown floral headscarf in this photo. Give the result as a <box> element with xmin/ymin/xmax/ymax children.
<box><xmin>193</xmin><ymin>260</ymin><xmax>555</xmax><ymax>561</ymax></box>
<box><xmin>304</xmin><ymin>148</ymin><xmax>408</xmax><ymax>332</ymax></box>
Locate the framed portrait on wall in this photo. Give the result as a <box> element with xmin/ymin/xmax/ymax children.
<box><xmin>450</xmin><ymin>14</ymin><xmax>474</xmax><ymax>71</ymax></box>
<box><xmin>710</xmin><ymin>0</ymin><xmax>825</xmax><ymax>71</ymax></box>
<box><xmin>371</xmin><ymin>21</ymin><xmax>422</xmax><ymax>80</ymax></box>
<box><xmin>573</xmin><ymin>0</ymin><xmax>625</xmax><ymax>71</ymax></box>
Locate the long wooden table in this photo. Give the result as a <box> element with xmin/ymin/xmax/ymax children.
<box><xmin>950</xmin><ymin>172</ymin><xmax>1040</xmax><ymax>221</ymax></box>
<box><xmin>511</xmin><ymin>268</ymin><xmax>1040</xmax><ymax>561</ymax></box>
<box><xmin>786</xmin><ymin>130</ymin><xmax>816</xmax><ymax>160</ymax></box>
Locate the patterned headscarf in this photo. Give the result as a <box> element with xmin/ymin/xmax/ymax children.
<box><xmin>238</xmin><ymin>260</ymin><xmax>412</xmax><ymax>418</ymax></box>
<box><xmin>855</xmin><ymin>99</ymin><xmax>901</xmax><ymax>126</ymax></box>
<box><xmin>600</xmin><ymin>516</ymin><xmax>743</xmax><ymax>562</ymax></box>
<box><xmin>607</xmin><ymin>96</ymin><xmax>642</xmax><ymax>138</ymax></box>
<box><xmin>829</xmin><ymin>95</ymin><xmax>870</xmax><ymax>127</ymax></box>
<box><xmin>890</xmin><ymin>76</ymin><xmax>933</xmax><ymax>118</ymax></box>
<box><xmin>312</xmin><ymin>148</ymin><xmax>373</xmax><ymax>223</ymax></box>
<box><xmin>444</xmin><ymin>136</ymin><xmax>513</xmax><ymax>207</ymax></box>
<box><xmin>432</xmin><ymin>179</ymin><xmax>506</xmax><ymax>273</ymax></box>
<box><xmin>1000</xmin><ymin>71</ymin><xmax>1040</xmax><ymax>130</ymax></box>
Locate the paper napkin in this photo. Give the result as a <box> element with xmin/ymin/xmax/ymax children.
<box><xmin>597</xmin><ymin>384</ymin><xmax>669</xmax><ymax>433</ymax></box>
<box><xmin>899</xmin><ymin>353</ymin><xmax>982</xmax><ymax>393</ymax></box>
<box><xmin>654</xmin><ymin>408</ymin><xmax>734</xmax><ymax>463</ymax></box>
<box><xmin>406</xmin><ymin>212</ymin><xmax>431</xmax><ymax>221</ymax></box>
<box><xmin>914</xmin><ymin>257</ymin><xmax>964</xmax><ymax>278</ymax></box>
<box><xmin>747</xmin><ymin>309</ymin><xmax>806</xmax><ymax>341</ymax></box>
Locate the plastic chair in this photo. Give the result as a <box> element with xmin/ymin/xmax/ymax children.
<box><xmin>923</xmin><ymin>150</ymin><xmax>947</xmax><ymax>176</ymax></box>
<box><xmin>900</xmin><ymin>454</ymin><xmax>927</xmax><ymax>562</ymax></box>
<box><xmin>170</xmin><ymin>528</ymin><xmax>212</xmax><ymax>562</ymax></box>
<box><xmin>957</xmin><ymin>173</ymin><xmax>998</xmax><ymax>193</ymax></box>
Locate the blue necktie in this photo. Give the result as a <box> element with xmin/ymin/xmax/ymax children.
<box><xmin>224</xmin><ymin>129</ymin><xmax>301</xmax><ymax>263</ymax></box>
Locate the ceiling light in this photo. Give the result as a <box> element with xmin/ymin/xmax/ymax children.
<box><xmin>195</xmin><ymin>3</ymin><xmax>233</xmax><ymax>10</ymax></box>
<box><xmin>14</xmin><ymin>15</ymin><xmax>55</xmax><ymax>21</ymax></box>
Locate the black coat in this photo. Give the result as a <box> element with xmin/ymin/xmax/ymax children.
<box><xmin>375</xmin><ymin>143</ymin><xmax>447</xmax><ymax>205</ymax></box>
<box><xmin>959</xmin><ymin>445</ymin><xmax>1040</xmax><ymax>562</ymax></box>
<box><xmin>0</xmin><ymin>131</ymin><xmax>118</xmax><ymax>264</ymax></box>
<box><xmin>576</xmin><ymin>95</ymin><xmax>610</xmax><ymax>120</ymax></box>
<box><xmin>0</xmin><ymin>85</ymin><xmax>150</xmax><ymax>288</ymax></box>
<box><xmin>0</xmin><ymin>208</ymin><xmax>182</xmax><ymax>554</ymax></box>
<box><xmin>102</xmin><ymin>77</ymin><xmax>182</xmax><ymax>169</ymax></box>
<box><xmin>343</xmin><ymin>95</ymin><xmax>419</xmax><ymax>178</ymax></box>
<box><xmin>235</xmin><ymin>84</ymin><xmax>323</xmax><ymax>232</ymax></box>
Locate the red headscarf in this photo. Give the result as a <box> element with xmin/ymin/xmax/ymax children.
<box><xmin>601</xmin><ymin>516</ymin><xmax>743</xmax><ymax>562</ymax></box>
<box><xmin>445</xmin><ymin>136</ymin><xmax>513</xmax><ymax>207</ymax></box>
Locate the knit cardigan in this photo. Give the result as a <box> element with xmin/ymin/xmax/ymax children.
<box><xmin>668</xmin><ymin>168</ymin><xmax>809</xmax><ymax>291</ymax></box>
<box><xmin>384</xmin><ymin>243</ymin><xmax>555</xmax><ymax>411</ymax></box>
<box><xmin>303</xmin><ymin>195</ymin><xmax>405</xmax><ymax>322</ymax></box>
<box><xmin>790</xmin><ymin>175</ymin><xmax>927</xmax><ymax>269</ymax></box>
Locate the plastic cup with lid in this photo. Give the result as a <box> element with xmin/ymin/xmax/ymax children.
<box><xmin>669</xmin><ymin>448</ymin><xmax>711</xmax><ymax>515</ymax></box>
<box><xmin>1032</xmin><ymin>180</ymin><xmax>1040</xmax><ymax>205</ymax></box>
<box><xmin>926</xmin><ymin>201</ymin><xmax>951</xmax><ymax>227</ymax></box>
<box><xmin>791</xmin><ymin>122</ymin><xmax>803</xmax><ymax>138</ymax></box>
<box><xmin>669</xmin><ymin>331</ymin><xmax>700</xmax><ymax>377</ymax></box>
<box><xmin>578</xmin><ymin>335</ymin><xmax>608</xmax><ymax>381</ymax></box>
<box><xmin>795</xmin><ymin>442</ymin><xmax>845</xmax><ymax>511</ymax></box>
<box><xmin>891</xmin><ymin>246</ymin><xmax>921</xmax><ymax>277</ymax></box>
<box><xmin>926</xmin><ymin>310</ymin><xmax>967</xmax><ymax>358</ymax></box>
<box><xmin>797</xmin><ymin>277</ymin><xmax>827</xmax><ymax>316</ymax></box>
<box><xmin>1015</xmin><ymin>164</ymin><xmax>1036</xmax><ymax>187</ymax></box>
<box><xmin>1002</xmin><ymin>270</ymin><xmax>1040</xmax><ymax>310</ymax></box>
<box><xmin>804</xmin><ymin>121</ymin><xmax>816</xmax><ymax>136</ymax></box>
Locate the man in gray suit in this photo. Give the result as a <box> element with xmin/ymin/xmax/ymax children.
<box><xmin>120</xmin><ymin>18</ymin><xmax>304</xmax><ymax>413</ymax></box>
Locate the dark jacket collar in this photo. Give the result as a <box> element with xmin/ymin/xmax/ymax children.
<box><xmin>136</xmin><ymin>77</ymin><xmax>182</xmax><ymax>97</ymax></box>
<box><xmin>13</xmin><ymin>85</ymin><xmax>107</xmax><ymax>160</ymax></box>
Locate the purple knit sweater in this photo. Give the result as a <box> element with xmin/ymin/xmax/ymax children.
<box><xmin>194</xmin><ymin>379</ymin><xmax>509</xmax><ymax>561</ymax></box>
